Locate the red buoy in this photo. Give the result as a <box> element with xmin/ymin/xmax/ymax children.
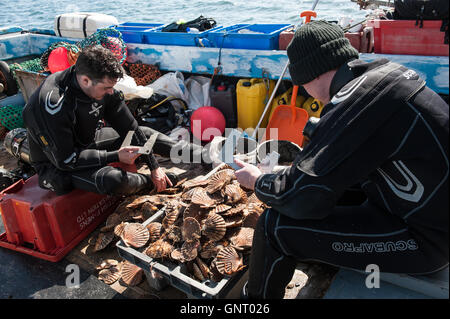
<box><xmin>48</xmin><ymin>47</ymin><xmax>71</xmax><ymax>74</ymax></box>
<box><xmin>190</xmin><ymin>106</ymin><xmax>226</xmax><ymax>142</ymax></box>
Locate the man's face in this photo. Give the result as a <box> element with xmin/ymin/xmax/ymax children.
<box><xmin>83</xmin><ymin>76</ymin><xmax>118</xmax><ymax>100</ymax></box>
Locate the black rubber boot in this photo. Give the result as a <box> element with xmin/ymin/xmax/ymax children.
<box><xmin>165</xmin><ymin>171</ymin><xmax>179</xmax><ymax>187</ymax></box>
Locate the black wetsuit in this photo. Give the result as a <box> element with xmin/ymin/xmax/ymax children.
<box><xmin>248</xmin><ymin>59</ymin><xmax>449</xmax><ymax>298</ymax></box>
<box><xmin>23</xmin><ymin>66</ymin><xmax>169</xmax><ymax>195</ymax></box>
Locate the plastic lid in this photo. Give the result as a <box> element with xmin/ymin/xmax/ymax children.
<box><xmin>242</xmin><ymin>81</ymin><xmax>252</xmax><ymax>87</ymax></box>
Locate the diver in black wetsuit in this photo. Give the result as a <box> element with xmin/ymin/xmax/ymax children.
<box><xmin>235</xmin><ymin>21</ymin><xmax>449</xmax><ymax>298</ymax></box>
<box><xmin>22</xmin><ymin>45</ymin><xmax>184</xmax><ymax>196</ymax></box>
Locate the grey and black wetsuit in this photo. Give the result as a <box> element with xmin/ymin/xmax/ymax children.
<box><xmin>23</xmin><ymin>66</ymin><xmax>162</xmax><ymax>195</ymax></box>
<box><xmin>248</xmin><ymin>59</ymin><xmax>449</xmax><ymax>298</ymax></box>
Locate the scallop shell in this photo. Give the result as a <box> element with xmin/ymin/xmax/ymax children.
<box><xmin>120</xmin><ymin>261</ymin><xmax>143</xmax><ymax>286</ymax></box>
<box><xmin>246</xmin><ymin>202</ymin><xmax>265</xmax><ymax>215</ymax></box>
<box><xmin>146</xmin><ymin>222</ymin><xmax>163</xmax><ymax>242</ymax></box>
<box><xmin>210</xmin><ymin>204</ymin><xmax>232</xmax><ymax>215</ymax></box>
<box><xmin>228</xmin><ymin>227</ymin><xmax>254</xmax><ymax>250</ymax></box>
<box><xmin>182</xmin><ymin>217</ymin><xmax>202</xmax><ymax>242</ymax></box>
<box><xmin>126</xmin><ymin>195</ymin><xmax>154</xmax><ymax>209</ymax></box>
<box><xmin>183</xmin><ymin>203</ymin><xmax>208</xmax><ymax>223</ymax></box>
<box><xmin>191</xmin><ymin>188</ymin><xmax>216</xmax><ymax>208</ymax></box>
<box><xmin>141</xmin><ymin>201</ymin><xmax>159</xmax><ymax>215</ymax></box>
<box><xmin>170</xmin><ymin>248</ymin><xmax>186</xmax><ymax>263</ymax></box>
<box><xmin>114</xmin><ymin>222</ymin><xmax>127</xmax><ymax>237</ymax></box>
<box><xmin>199</xmin><ymin>241</ymin><xmax>224</xmax><ymax>260</ymax></box>
<box><xmin>192</xmin><ymin>262</ymin><xmax>205</xmax><ymax>282</ymax></box>
<box><xmin>224</xmin><ymin>184</ymin><xmax>247</xmax><ymax>204</ymax></box>
<box><xmin>182</xmin><ymin>179</ymin><xmax>210</xmax><ymax>190</ymax></box>
<box><xmin>242</xmin><ymin>210</ymin><xmax>260</xmax><ymax>229</ymax></box>
<box><xmin>247</xmin><ymin>192</ymin><xmax>263</xmax><ymax>206</ymax></box>
<box><xmin>167</xmin><ymin>225</ymin><xmax>183</xmax><ymax>243</ymax></box>
<box><xmin>121</xmin><ymin>223</ymin><xmax>150</xmax><ymax>248</ymax></box>
<box><xmin>145</xmin><ymin>239</ymin><xmax>173</xmax><ymax>259</ymax></box>
<box><xmin>202</xmin><ymin>213</ymin><xmax>226</xmax><ymax>241</ymax></box>
<box><xmin>215</xmin><ymin>246</ymin><xmax>244</xmax><ymax>275</ymax></box>
<box><xmin>195</xmin><ymin>257</ymin><xmax>210</xmax><ymax>278</ymax></box>
<box><xmin>206</xmin><ymin>169</ymin><xmax>235</xmax><ymax>194</ymax></box>
<box><xmin>209</xmin><ymin>259</ymin><xmax>224</xmax><ymax>282</ymax></box>
<box><xmin>94</xmin><ymin>232</ymin><xmax>115</xmax><ymax>252</ymax></box>
<box><xmin>223</xmin><ymin>214</ymin><xmax>243</xmax><ymax>228</ymax></box>
<box><xmin>162</xmin><ymin>208</ymin><xmax>181</xmax><ymax>229</ymax></box>
<box><xmin>98</xmin><ymin>264</ymin><xmax>121</xmax><ymax>285</ymax></box>
<box><xmin>100</xmin><ymin>213</ymin><xmax>122</xmax><ymax>232</ymax></box>
<box><xmin>96</xmin><ymin>259</ymin><xmax>119</xmax><ymax>270</ymax></box>
<box><xmin>221</xmin><ymin>203</ymin><xmax>246</xmax><ymax>217</ymax></box>
<box><xmin>181</xmin><ymin>240</ymin><xmax>200</xmax><ymax>262</ymax></box>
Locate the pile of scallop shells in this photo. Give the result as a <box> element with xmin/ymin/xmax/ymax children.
<box><xmin>93</xmin><ymin>165</ymin><xmax>266</xmax><ymax>285</ymax></box>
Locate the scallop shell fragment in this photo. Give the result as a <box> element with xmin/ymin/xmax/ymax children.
<box><xmin>182</xmin><ymin>179</ymin><xmax>210</xmax><ymax>190</ymax></box>
<box><xmin>195</xmin><ymin>257</ymin><xmax>210</xmax><ymax>279</ymax></box>
<box><xmin>98</xmin><ymin>264</ymin><xmax>121</xmax><ymax>285</ymax></box>
<box><xmin>126</xmin><ymin>195</ymin><xmax>154</xmax><ymax>209</ymax></box>
<box><xmin>121</xmin><ymin>223</ymin><xmax>150</xmax><ymax>248</ymax></box>
<box><xmin>215</xmin><ymin>246</ymin><xmax>245</xmax><ymax>275</ymax></box>
<box><xmin>146</xmin><ymin>222</ymin><xmax>163</xmax><ymax>242</ymax></box>
<box><xmin>170</xmin><ymin>248</ymin><xmax>187</xmax><ymax>263</ymax></box>
<box><xmin>201</xmin><ymin>213</ymin><xmax>226</xmax><ymax>241</ymax></box>
<box><xmin>120</xmin><ymin>261</ymin><xmax>143</xmax><ymax>286</ymax></box>
<box><xmin>228</xmin><ymin>227</ymin><xmax>254</xmax><ymax>250</ymax></box>
<box><xmin>182</xmin><ymin>217</ymin><xmax>202</xmax><ymax>242</ymax></box>
<box><xmin>210</xmin><ymin>204</ymin><xmax>232</xmax><ymax>215</ymax></box>
<box><xmin>114</xmin><ymin>222</ymin><xmax>126</xmax><ymax>237</ymax></box>
<box><xmin>94</xmin><ymin>232</ymin><xmax>115</xmax><ymax>252</ymax></box>
<box><xmin>199</xmin><ymin>241</ymin><xmax>225</xmax><ymax>260</ymax></box>
<box><xmin>162</xmin><ymin>207</ymin><xmax>181</xmax><ymax>229</ymax></box>
<box><xmin>145</xmin><ymin>239</ymin><xmax>174</xmax><ymax>259</ymax></box>
<box><xmin>181</xmin><ymin>239</ymin><xmax>200</xmax><ymax>262</ymax></box>
<box><xmin>221</xmin><ymin>203</ymin><xmax>246</xmax><ymax>217</ymax></box>
<box><xmin>167</xmin><ymin>225</ymin><xmax>183</xmax><ymax>243</ymax></box>
<box><xmin>192</xmin><ymin>262</ymin><xmax>205</xmax><ymax>281</ymax></box>
<box><xmin>96</xmin><ymin>259</ymin><xmax>119</xmax><ymax>270</ymax></box>
<box><xmin>223</xmin><ymin>214</ymin><xmax>243</xmax><ymax>228</ymax></box>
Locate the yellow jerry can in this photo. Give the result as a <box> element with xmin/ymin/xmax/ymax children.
<box><xmin>302</xmin><ymin>97</ymin><xmax>324</xmax><ymax>118</ymax></box>
<box><xmin>236</xmin><ymin>78</ymin><xmax>275</xmax><ymax>131</ymax></box>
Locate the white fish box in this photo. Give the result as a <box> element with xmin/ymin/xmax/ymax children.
<box><xmin>54</xmin><ymin>12</ymin><xmax>118</xmax><ymax>39</ymax></box>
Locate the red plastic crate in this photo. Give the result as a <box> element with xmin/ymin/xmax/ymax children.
<box><xmin>366</xmin><ymin>19</ymin><xmax>448</xmax><ymax>56</ymax></box>
<box><xmin>0</xmin><ymin>174</ymin><xmax>123</xmax><ymax>262</ymax></box>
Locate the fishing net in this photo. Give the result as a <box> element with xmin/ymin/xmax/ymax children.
<box><xmin>0</xmin><ymin>104</ymin><xmax>24</xmax><ymax>131</ymax></box>
<box><xmin>78</xmin><ymin>28</ymin><xmax>127</xmax><ymax>65</ymax></box>
<box><xmin>124</xmin><ymin>62</ymin><xmax>161</xmax><ymax>86</ymax></box>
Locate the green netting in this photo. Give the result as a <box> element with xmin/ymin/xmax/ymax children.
<box><xmin>77</xmin><ymin>28</ymin><xmax>127</xmax><ymax>64</ymax></box>
<box><xmin>10</xmin><ymin>58</ymin><xmax>43</xmax><ymax>74</ymax></box>
<box><xmin>0</xmin><ymin>104</ymin><xmax>24</xmax><ymax>130</ymax></box>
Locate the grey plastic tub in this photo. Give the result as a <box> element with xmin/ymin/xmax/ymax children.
<box><xmin>116</xmin><ymin>164</ymin><xmax>248</xmax><ymax>299</ymax></box>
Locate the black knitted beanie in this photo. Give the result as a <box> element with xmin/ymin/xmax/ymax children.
<box><xmin>286</xmin><ymin>20</ymin><xmax>359</xmax><ymax>85</ymax></box>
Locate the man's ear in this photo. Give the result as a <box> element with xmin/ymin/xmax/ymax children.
<box><xmin>78</xmin><ymin>75</ymin><xmax>91</xmax><ymax>88</ymax></box>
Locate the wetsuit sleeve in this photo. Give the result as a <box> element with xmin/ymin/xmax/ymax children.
<box><xmin>104</xmin><ymin>90</ymin><xmax>160</xmax><ymax>170</ymax></box>
<box><xmin>254</xmin><ymin>113</ymin><xmax>412</xmax><ymax>220</ymax></box>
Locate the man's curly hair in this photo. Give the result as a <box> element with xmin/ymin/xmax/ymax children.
<box><xmin>75</xmin><ymin>45</ymin><xmax>124</xmax><ymax>83</ymax></box>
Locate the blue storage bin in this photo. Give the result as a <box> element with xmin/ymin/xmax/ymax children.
<box><xmin>143</xmin><ymin>25</ymin><xmax>222</xmax><ymax>47</ymax></box>
<box><xmin>115</xmin><ymin>22</ymin><xmax>164</xmax><ymax>44</ymax></box>
<box><xmin>207</xmin><ymin>24</ymin><xmax>293</xmax><ymax>50</ymax></box>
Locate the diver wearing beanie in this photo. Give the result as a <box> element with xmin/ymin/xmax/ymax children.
<box><xmin>235</xmin><ymin>20</ymin><xmax>449</xmax><ymax>298</ymax></box>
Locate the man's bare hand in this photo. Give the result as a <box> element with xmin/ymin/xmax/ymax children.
<box><xmin>151</xmin><ymin>167</ymin><xmax>173</xmax><ymax>193</ymax></box>
<box><xmin>118</xmin><ymin>146</ymin><xmax>141</xmax><ymax>165</ymax></box>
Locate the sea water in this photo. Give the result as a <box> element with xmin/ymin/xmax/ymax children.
<box><xmin>0</xmin><ymin>0</ymin><xmax>368</xmax><ymax>30</ymax></box>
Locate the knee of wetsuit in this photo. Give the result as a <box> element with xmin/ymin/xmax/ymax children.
<box><xmin>95</xmin><ymin>166</ymin><xmax>150</xmax><ymax>195</ymax></box>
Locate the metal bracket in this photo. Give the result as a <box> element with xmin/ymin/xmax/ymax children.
<box><xmin>120</xmin><ymin>130</ymin><xmax>158</xmax><ymax>155</ymax></box>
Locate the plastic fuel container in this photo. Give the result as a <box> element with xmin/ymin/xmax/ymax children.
<box><xmin>236</xmin><ymin>78</ymin><xmax>274</xmax><ymax>131</ymax></box>
<box><xmin>210</xmin><ymin>81</ymin><xmax>237</xmax><ymax>129</ymax></box>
